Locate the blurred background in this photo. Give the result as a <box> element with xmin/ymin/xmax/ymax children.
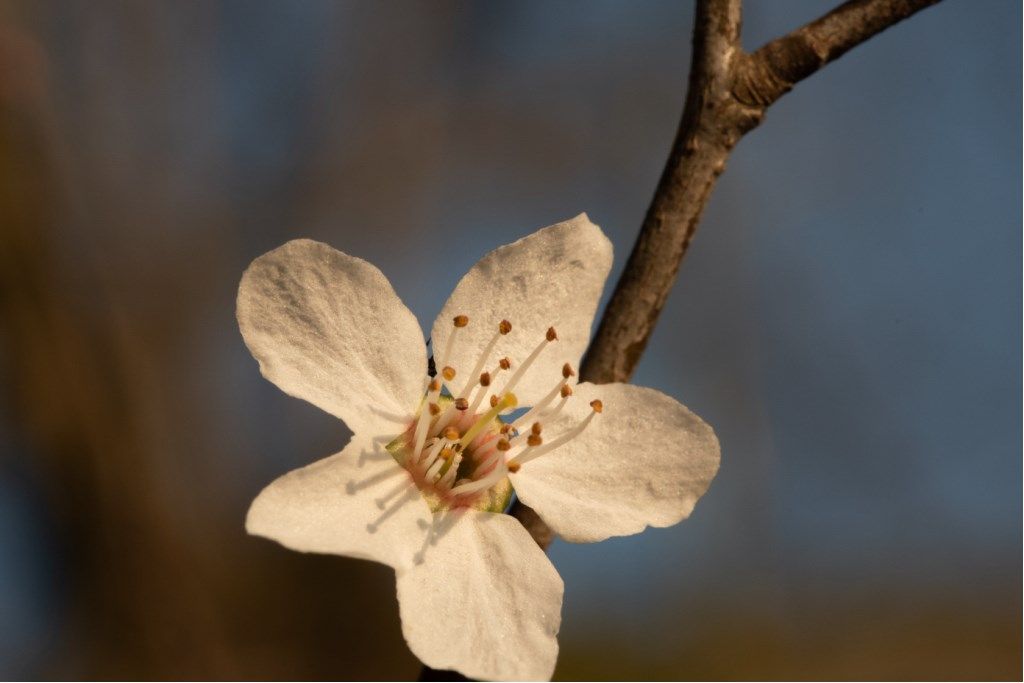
<box><xmin>0</xmin><ymin>0</ymin><xmax>1019</xmax><ymax>679</ymax></box>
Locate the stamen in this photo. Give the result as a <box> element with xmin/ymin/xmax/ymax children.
<box><xmin>437</xmin><ymin>315</ymin><xmax>468</xmax><ymax>376</ymax></box>
<box><xmin>497</xmin><ymin>328</ymin><xmax>557</xmax><ymax>401</ymax></box>
<box><xmin>459</xmin><ymin>393</ymin><xmax>517</xmax><ymax>449</ymax></box>
<box><xmin>425</xmin><ymin>444</ymin><xmax>453</xmax><ymax>481</ymax></box>
<box><xmin>512</xmin><ymin>403</ymin><xmax>600</xmax><ymax>467</ymax></box>
<box><xmin>437</xmin><ymin>451</ymin><xmax>463</xmax><ymax>488</ymax></box>
<box><xmin>457</xmin><ymin>320</ymin><xmax>510</xmax><ymax>398</ymax></box>
<box><xmin>512</xmin><ymin>372</ymin><xmax>568</xmax><ymax>430</ymax></box>
<box><xmin>411</xmin><ymin>379</ymin><xmax>442</xmax><ymax>462</ymax></box>
<box><xmin>449</xmin><ymin>461</ymin><xmax>507</xmax><ymax>497</ymax></box>
<box><xmin>419</xmin><ymin>437</ymin><xmax>447</xmax><ymax>475</ymax></box>
<box><xmin>540</xmin><ymin>394</ymin><xmax>570</xmax><ymax>421</ymax></box>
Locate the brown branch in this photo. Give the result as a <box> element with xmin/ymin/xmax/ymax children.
<box><xmin>733</xmin><ymin>0</ymin><xmax>942</xmax><ymax>108</ymax></box>
<box><xmin>510</xmin><ymin>0</ymin><xmax>943</xmax><ymax>547</ymax></box>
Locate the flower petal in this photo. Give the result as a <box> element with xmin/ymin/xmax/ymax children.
<box><xmin>511</xmin><ymin>382</ymin><xmax>720</xmax><ymax>543</ymax></box>
<box><xmin>238</xmin><ymin>239</ymin><xmax>426</xmax><ymax>435</ymax></box>
<box><xmin>246</xmin><ymin>433</ymin><xmax>432</xmax><ymax>569</ymax></box>
<box><xmin>396</xmin><ymin>510</ymin><xmax>563</xmax><ymax>681</ymax></box>
<box><xmin>431</xmin><ymin>214</ymin><xmax>612</xmax><ymax>407</ymax></box>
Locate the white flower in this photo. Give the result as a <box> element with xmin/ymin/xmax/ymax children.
<box><xmin>237</xmin><ymin>214</ymin><xmax>720</xmax><ymax>681</ymax></box>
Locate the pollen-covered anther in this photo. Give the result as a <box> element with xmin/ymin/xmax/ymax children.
<box><xmin>443</xmin><ymin>426</ymin><xmax>460</xmax><ymax>441</ymax></box>
<box><xmin>499</xmin><ymin>319</ymin><xmax>512</xmax><ymax>335</ymax></box>
<box><xmin>527</xmin><ymin>433</ymin><xmax>543</xmax><ymax>447</ymax></box>
<box><xmin>506</xmin><ymin>461</ymin><xmax>521</xmax><ymax>473</ymax></box>
<box><xmin>496</xmin><ymin>438</ymin><xmax>511</xmax><ymax>451</ymax></box>
<box><xmin>453</xmin><ymin>315</ymin><xmax>469</xmax><ymax>328</ymax></box>
<box><xmin>546</xmin><ymin>327</ymin><xmax>558</xmax><ymax>341</ymax></box>
<box><xmin>489</xmin><ymin>395</ymin><xmax>499</xmax><ymax>408</ymax></box>
<box><xmin>562</xmin><ymin>363</ymin><xmax>575</xmax><ymax>378</ymax></box>
<box><xmin>454</xmin><ymin>397</ymin><xmax>469</xmax><ymax>411</ymax></box>
<box><xmin>590</xmin><ymin>399</ymin><xmax>603</xmax><ymax>413</ymax></box>
<box><xmin>499</xmin><ymin>357</ymin><xmax>511</xmax><ymax>370</ymax></box>
<box><xmin>560</xmin><ymin>384</ymin><xmax>573</xmax><ymax>398</ymax></box>
<box><xmin>441</xmin><ymin>366</ymin><xmax>456</xmax><ymax>381</ymax></box>
<box><xmin>500</xmin><ymin>423</ymin><xmax>512</xmax><ymax>435</ymax></box>
<box><xmin>479</xmin><ymin>372</ymin><xmax>491</xmax><ymax>387</ymax></box>
<box><xmin>531</xmin><ymin>422</ymin><xmax>542</xmax><ymax>435</ymax></box>
<box><xmin>428</xmin><ymin>379</ymin><xmax>440</xmax><ymax>393</ymax></box>
<box><xmin>428</xmin><ymin>402</ymin><xmax>441</xmax><ymax>416</ymax></box>
<box><xmin>440</xmin><ymin>447</ymin><xmax>454</xmax><ymax>461</ymax></box>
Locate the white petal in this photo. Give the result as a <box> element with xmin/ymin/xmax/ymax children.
<box><xmin>246</xmin><ymin>433</ymin><xmax>432</xmax><ymax>569</ymax></box>
<box><xmin>238</xmin><ymin>239</ymin><xmax>426</xmax><ymax>435</ymax></box>
<box><xmin>431</xmin><ymin>214</ymin><xmax>612</xmax><ymax>406</ymax></box>
<box><xmin>511</xmin><ymin>382</ymin><xmax>720</xmax><ymax>543</ymax></box>
<box><xmin>396</xmin><ymin>510</ymin><xmax>563</xmax><ymax>681</ymax></box>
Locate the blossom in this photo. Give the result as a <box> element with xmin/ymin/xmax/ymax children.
<box><xmin>237</xmin><ymin>214</ymin><xmax>720</xmax><ymax>681</ymax></box>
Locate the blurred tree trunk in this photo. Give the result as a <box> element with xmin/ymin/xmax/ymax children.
<box><xmin>0</xmin><ymin>25</ymin><xmax>236</xmax><ymax>678</ymax></box>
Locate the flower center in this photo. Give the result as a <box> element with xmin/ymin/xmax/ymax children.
<box><xmin>386</xmin><ymin>315</ymin><xmax>602</xmax><ymax>513</ymax></box>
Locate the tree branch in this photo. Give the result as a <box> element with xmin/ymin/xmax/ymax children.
<box><xmin>511</xmin><ymin>0</ymin><xmax>943</xmax><ymax>545</ymax></box>
<box><xmin>733</xmin><ymin>0</ymin><xmax>942</xmax><ymax>108</ymax></box>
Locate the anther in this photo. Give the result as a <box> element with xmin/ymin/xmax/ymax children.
<box><xmin>496</xmin><ymin>438</ymin><xmax>511</xmax><ymax>451</ymax></box>
<box><xmin>443</xmin><ymin>426</ymin><xmax>460</xmax><ymax>441</ymax></box>
<box><xmin>590</xmin><ymin>399</ymin><xmax>603</xmax><ymax>413</ymax></box>
<box><xmin>442</xmin><ymin>366</ymin><xmax>456</xmax><ymax>381</ymax></box>
<box><xmin>428</xmin><ymin>379</ymin><xmax>440</xmax><ymax>393</ymax></box>
<box><xmin>531</xmin><ymin>422</ymin><xmax>542</xmax><ymax>435</ymax></box>
<box><xmin>499</xmin><ymin>319</ymin><xmax>512</xmax><ymax>335</ymax></box>
<box><xmin>527</xmin><ymin>433</ymin><xmax>543</xmax><ymax>447</ymax></box>
<box><xmin>562</xmin><ymin>363</ymin><xmax>575</xmax><ymax>378</ymax></box>
<box><xmin>507</xmin><ymin>461</ymin><xmax>521</xmax><ymax>473</ymax></box>
<box><xmin>546</xmin><ymin>327</ymin><xmax>558</xmax><ymax>341</ymax></box>
<box><xmin>499</xmin><ymin>357</ymin><xmax>511</xmax><ymax>370</ymax></box>
<box><xmin>453</xmin><ymin>315</ymin><xmax>469</xmax><ymax>328</ymax></box>
<box><xmin>490</xmin><ymin>395</ymin><xmax>499</xmax><ymax>408</ymax></box>
<box><xmin>479</xmin><ymin>372</ymin><xmax>491</xmax><ymax>387</ymax></box>
<box><xmin>455</xmin><ymin>397</ymin><xmax>469</xmax><ymax>411</ymax></box>
<box><xmin>428</xmin><ymin>402</ymin><xmax>441</xmax><ymax>416</ymax></box>
<box><xmin>500</xmin><ymin>423</ymin><xmax>512</xmax><ymax>435</ymax></box>
<box><xmin>560</xmin><ymin>384</ymin><xmax>573</xmax><ymax>398</ymax></box>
